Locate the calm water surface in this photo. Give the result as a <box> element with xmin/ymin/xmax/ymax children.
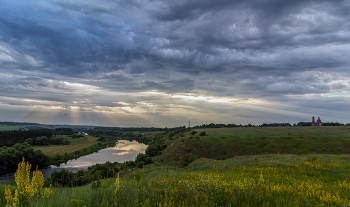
<box><xmin>0</xmin><ymin>140</ymin><xmax>147</xmax><ymax>181</ymax></box>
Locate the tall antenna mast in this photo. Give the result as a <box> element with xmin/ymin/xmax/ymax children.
<box><xmin>189</xmin><ymin>120</ymin><xmax>190</xmax><ymax>128</ymax></box>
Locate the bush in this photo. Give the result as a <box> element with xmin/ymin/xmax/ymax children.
<box><xmin>181</xmin><ymin>153</ymin><xmax>197</xmax><ymax>167</ymax></box>
<box><xmin>49</xmin><ymin>136</ymin><xmax>69</xmax><ymax>145</ymax></box>
<box><xmin>199</xmin><ymin>131</ymin><xmax>206</xmax><ymax>136</ymax></box>
<box><xmin>137</xmin><ymin>161</ymin><xmax>145</xmax><ymax>168</ymax></box>
<box><xmin>191</xmin><ymin>131</ymin><xmax>198</xmax><ymax>135</ymax></box>
<box><xmin>50</xmin><ymin>169</ymin><xmax>74</xmax><ymax>187</ymax></box>
<box><xmin>145</xmin><ymin>145</ymin><xmax>159</xmax><ymax>157</ymax></box>
<box><xmin>135</xmin><ymin>153</ymin><xmax>153</xmax><ymax>165</ymax></box>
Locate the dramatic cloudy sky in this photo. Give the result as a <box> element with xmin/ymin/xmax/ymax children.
<box><xmin>1</xmin><ymin>0</ymin><xmax>350</xmax><ymax>127</ymax></box>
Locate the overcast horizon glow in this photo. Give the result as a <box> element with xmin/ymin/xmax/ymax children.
<box><xmin>1</xmin><ymin>0</ymin><xmax>350</xmax><ymax>127</ymax></box>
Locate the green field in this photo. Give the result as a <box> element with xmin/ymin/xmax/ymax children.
<box><xmin>0</xmin><ymin>124</ymin><xmax>54</xmax><ymax>131</ymax></box>
<box><xmin>155</xmin><ymin>126</ymin><xmax>350</xmax><ymax>163</ymax></box>
<box><xmin>32</xmin><ymin>136</ymin><xmax>97</xmax><ymax>156</ymax></box>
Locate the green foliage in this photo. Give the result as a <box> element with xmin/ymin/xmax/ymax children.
<box><xmin>24</xmin><ymin>138</ymin><xmax>33</xmax><ymax>145</ymax></box>
<box><xmin>97</xmin><ymin>136</ymin><xmax>105</xmax><ymax>142</ymax></box>
<box><xmin>191</xmin><ymin>131</ymin><xmax>198</xmax><ymax>135</ymax></box>
<box><xmin>18</xmin><ymin>154</ymin><xmax>350</xmax><ymax>207</ymax></box>
<box><xmin>137</xmin><ymin>161</ymin><xmax>145</xmax><ymax>168</ymax></box>
<box><xmin>181</xmin><ymin>153</ymin><xmax>197</xmax><ymax>167</ymax></box>
<box><xmin>125</xmin><ymin>161</ymin><xmax>136</xmax><ymax>167</ymax></box>
<box><xmin>54</xmin><ymin>128</ymin><xmax>74</xmax><ymax>135</ymax></box>
<box><xmin>35</xmin><ymin>136</ymin><xmax>49</xmax><ymax>145</ymax></box>
<box><xmin>46</xmin><ymin>161</ymin><xmax>120</xmax><ymax>187</ymax></box>
<box><xmin>199</xmin><ymin>131</ymin><xmax>206</xmax><ymax>136</ymax></box>
<box><xmin>0</xmin><ymin>129</ymin><xmax>53</xmax><ymax>146</ymax></box>
<box><xmin>49</xmin><ymin>169</ymin><xmax>74</xmax><ymax>187</ymax></box>
<box><xmin>145</xmin><ymin>145</ymin><xmax>159</xmax><ymax>157</ymax></box>
<box><xmin>70</xmin><ymin>199</ymin><xmax>87</xmax><ymax>207</ymax></box>
<box><xmin>0</xmin><ymin>143</ymin><xmax>47</xmax><ymax>175</ymax></box>
<box><xmin>135</xmin><ymin>153</ymin><xmax>152</xmax><ymax>165</ymax></box>
<box><xmin>49</xmin><ymin>136</ymin><xmax>70</xmax><ymax>145</ymax></box>
<box><xmin>91</xmin><ymin>180</ymin><xmax>101</xmax><ymax>189</ymax></box>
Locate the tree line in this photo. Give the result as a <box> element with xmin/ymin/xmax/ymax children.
<box><xmin>91</xmin><ymin>127</ymin><xmax>164</xmax><ymax>132</ymax></box>
<box><xmin>87</xmin><ymin>129</ymin><xmax>151</xmax><ymax>145</ymax></box>
<box><xmin>0</xmin><ymin>129</ymin><xmax>53</xmax><ymax>146</ymax></box>
<box><xmin>0</xmin><ymin>121</ymin><xmax>40</xmax><ymax>126</ymax></box>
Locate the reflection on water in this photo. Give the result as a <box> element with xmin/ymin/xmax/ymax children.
<box><xmin>0</xmin><ymin>140</ymin><xmax>148</xmax><ymax>182</ymax></box>
<box><xmin>53</xmin><ymin>140</ymin><xmax>148</xmax><ymax>168</ymax></box>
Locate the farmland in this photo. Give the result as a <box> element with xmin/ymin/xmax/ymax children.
<box><xmin>32</xmin><ymin>136</ymin><xmax>97</xmax><ymax>156</ymax></box>
<box><xmin>0</xmin><ymin>124</ymin><xmax>54</xmax><ymax>131</ymax></box>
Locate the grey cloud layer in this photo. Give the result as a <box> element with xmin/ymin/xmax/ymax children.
<box><xmin>1</xmin><ymin>0</ymin><xmax>350</xmax><ymax>125</ymax></box>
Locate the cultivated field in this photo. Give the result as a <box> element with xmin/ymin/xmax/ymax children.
<box><xmin>32</xmin><ymin>136</ymin><xmax>97</xmax><ymax>156</ymax></box>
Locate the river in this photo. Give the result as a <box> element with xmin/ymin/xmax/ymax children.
<box><xmin>0</xmin><ymin>140</ymin><xmax>148</xmax><ymax>182</ymax></box>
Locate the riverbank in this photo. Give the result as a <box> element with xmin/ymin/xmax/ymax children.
<box><xmin>0</xmin><ymin>140</ymin><xmax>148</xmax><ymax>183</ymax></box>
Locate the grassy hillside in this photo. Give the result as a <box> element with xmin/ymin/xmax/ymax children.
<box><xmin>3</xmin><ymin>126</ymin><xmax>350</xmax><ymax>206</ymax></box>
<box><xmin>2</xmin><ymin>154</ymin><xmax>350</xmax><ymax>206</ymax></box>
<box><xmin>155</xmin><ymin>126</ymin><xmax>350</xmax><ymax>163</ymax></box>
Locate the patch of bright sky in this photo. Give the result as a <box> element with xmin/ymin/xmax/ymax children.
<box><xmin>322</xmin><ymin>92</ymin><xmax>350</xmax><ymax>97</ymax></box>
<box><xmin>147</xmin><ymin>91</ymin><xmax>239</xmax><ymax>104</ymax></box>
<box><xmin>63</xmin><ymin>81</ymin><xmax>100</xmax><ymax>91</ymax></box>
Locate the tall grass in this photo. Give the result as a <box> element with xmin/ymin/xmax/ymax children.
<box><xmin>3</xmin><ymin>154</ymin><xmax>350</xmax><ymax>206</ymax></box>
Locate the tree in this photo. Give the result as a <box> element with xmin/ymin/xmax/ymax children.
<box><xmin>145</xmin><ymin>145</ymin><xmax>159</xmax><ymax>157</ymax></box>
<box><xmin>35</xmin><ymin>136</ymin><xmax>49</xmax><ymax>145</ymax></box>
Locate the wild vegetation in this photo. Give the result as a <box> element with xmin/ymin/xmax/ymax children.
<box><xmin>0</xmin><ymin>135</ymin><xmax>101</xmax><ymax>176</ymax></box>
<box><xmin>2</xmin><ymin>154</ymin><xmax>350</xmax><ymax>206</ymax></box>
<box><xmin>153</xmin><ymin>126</ymin><xmax>350</xmax><ymax>164</ymax></box>
<box><xmin>0</xmin><ymin>143</ymin><xmax>47</xmax><ymax>175</ymax></box>
<box><xmin>0</xmin><ymin>129</ymin><xmax>53</xmax><ymax>146</ymax></box>
<box><xmin>2</xmin><ymin>126</ymin><xmax>350</xmax><ymax>206</ymax></box>
<box><xmin>32</xmin><ymin>135</ymin><xmax>97</xmax><ymax>156</ymax></box>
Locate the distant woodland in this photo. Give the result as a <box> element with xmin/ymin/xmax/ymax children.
<box><xmin>0</xmin><ymin>129</ymin><xmax>53</xmax><ymax>146</ymax></box>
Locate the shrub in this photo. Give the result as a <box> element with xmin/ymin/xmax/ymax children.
<box><xmin>191</xmin><ymin>131</ymin><xmax>198</xmax><ymax>135</ymax></box>
<box><xmin>145</xmin><ymin>145</ymin><xmax>159</xmax><ymax>157</ymax></box>
<box><xmin>137</xmin><ymin>161</ymin><xmax>145</xmax><ymax>168</ymax></box>
<box><xmin>135</xmin><ymin>153</ymin><xmax>153</xmax><ymax>165</ymax></box>
<box><xmin>35</xmin><ymin>136</ymin><xmax>49</xmax><ymax>145</ymax></box>
<box><xmin>181</xmin><ymin>153</ymin><xmax>197</xmax><ymax>167</ymax></box>
<box><xmin>199</xmin><ymin>131</ymin><xmax>206</xmax><ymax>136</ymax></box>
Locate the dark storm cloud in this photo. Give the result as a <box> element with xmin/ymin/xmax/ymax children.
<box><xmin>1</xmin><ymin>0</ymin><xmax>350</xmax><ymax>125</ymax></box>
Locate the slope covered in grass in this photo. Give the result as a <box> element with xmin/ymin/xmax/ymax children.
<box><xmin>2</xmin><ymin>154</ymin><xmax>350</xmax><ymax>206</ymax></box>
<box><xmin>155</xmin><ymin>126</ymin><xmax>350</xmax><ymax>163</ymax></box>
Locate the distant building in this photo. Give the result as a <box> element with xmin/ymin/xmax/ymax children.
<box><xmin>311</xmin><ymin>116</ymin><xmax>323</xmax><ymax>126</ymax></box>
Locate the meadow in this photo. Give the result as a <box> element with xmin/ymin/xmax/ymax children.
<box><xmin>32</xmin><ymin>136</ymin><xmax>97</xmax><ymax>156</ymax></box>
<box><xmin>2</xmin><ymin>154</ymin><xmax>350</xmax><ymax>206</ymax></box>
<box><xmin>158</xmin><ymin>126</ymin><xmax>350</xmax><ymax>163</ymax></box>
